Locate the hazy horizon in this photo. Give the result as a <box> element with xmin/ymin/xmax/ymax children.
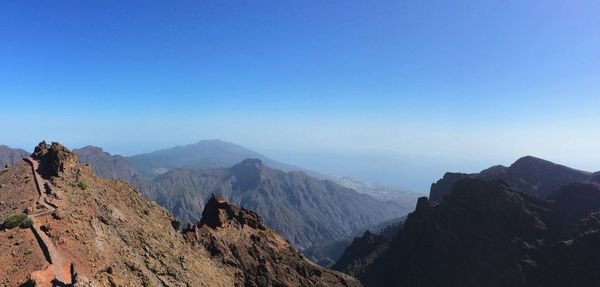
<box><xmin>3</xmin><ymin>138</ymin><xmax>598</xmax><ymax>194</ymax></box>
<box><xmin>2</xmin><ymin>1</ymin><xmax>599</xmax><ymax>192</ymax></box>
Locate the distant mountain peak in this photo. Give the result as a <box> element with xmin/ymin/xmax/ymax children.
<box><xmin>231</xmin><ymin>159</ymin><xmax>265</xmax><ymax>190</ymax></box>
<box><xmin>430</xmin><ymin>155</ymin><xmax>596</xmax><ymax>202</ymax></box>
<box><xmin>77</xmin><ymin>145</ymin><xmax>104</xmax><ymax>151</ymax></box>
<box><xmin>511</xmin><ymin>155</ymin><xmax>556</xmax><ymax>168</ymax></box>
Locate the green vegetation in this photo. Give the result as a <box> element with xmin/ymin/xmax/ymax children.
<box><xmin>36</xmin><ymin>204</ymin><xmax>47</xmax><ymax>210</ymax></box>
<box><xmin>71</xmin><ymin>180</ymin><xmax>88</xmax><ymax>190</ymax></box>
<box><xmin>24</xmin><ymin>248</ymin><xmax>33</xmax><ymax>255</ymax></box>
<box><xmin>21</xmin><ymin>217</ymin><xmax>33</xmax><ymax>228</ymax></box>
<box><xmin>77</xmin><ymin>181</ymin><xmax>88</xmax><ymax>190</ymax></box>
<box><xmin>2</xmin><ymin>213</ymin><xmax>28</xmax><ymax>229</ymax></box>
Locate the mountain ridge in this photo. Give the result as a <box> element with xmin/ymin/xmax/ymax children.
<box><xmin>430</xmin><ymin>155</ymin><xmax>598</xmax><ymax>202</ymax></box>
<box><xmin>335</xmin><ymin>156</ymin><xmax>600</xmax><ymax>287</ymax></box>
<box><xmin>143</xmin><ymin>158</ymin><xmax>405</xmax><ymax>249</ymax></box>
<box><xmin>73</xmin><ymin>140</ymin><xmax>420</xmax><ymax>209</ymax></box>
<box><xmin>73</xmin><ymin>141</ymin><xmax>417</xmax><ymax>249</ymax></box>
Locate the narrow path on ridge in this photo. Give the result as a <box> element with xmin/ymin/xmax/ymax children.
<box><xmin>24</xmin><ymin>157</ymin><xmax>72</xmax><ymax>286</ymax></box>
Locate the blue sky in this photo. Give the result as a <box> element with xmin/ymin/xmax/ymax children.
<box><xmin>1</xmin><ymin>1</ymin><xmax>599</xmax><ymax>192</ymax></box>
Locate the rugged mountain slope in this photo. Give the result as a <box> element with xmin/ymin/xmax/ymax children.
<box><xmin>0</xmin><ymin>144</ymin><xmax>29</xmax><ymax>167</ymax></box>
<box><xmin>183</xmin><ymin>195</ymin><xmax>362</xmax><ymax>287</ymax></box>
<box><xmin>1</xmin><ymin>141</ymin><xmax>365</xmax><ymax>286</ymax></box>
<box><xmin>339</xmin><ymin>179</ymin><xmax>600</xmax><ymax>287</ymax></box>
<box><xmin>73</xmin><ymin>146</ymin><xmax>138</xmax><ymax>183</ymax></box>
<box><xmin>430</xmin><ymin>155</ymin><xmax>597</xmax><ymax>202</ymax></box>
<box><xmin>0</xmin><ymin>142</ymin><xmax>237</xmax><ymax>286</ymax></box>
<box><xmin>303</xmin><ymin>239</ymin><xmax>353</xmax><ymax>267</ymax></box>
<box><xmin>331</xmin><ymin>231</ymin><xmax>389</xmax><ymax>277</ymax></box>
<box><xmin>304</xmin><ymin>216</ymin><xmax>404</xmax><ymax>267</ymax></box>
<box><xmin>142</xmin><ymin>159</ymin><xmax>403</xmax><ymax>249</ymax></box>
<box><xmin>72</xmin><ymin>142</ymin><xmax>413</xmax><ymax>249</ymax></box>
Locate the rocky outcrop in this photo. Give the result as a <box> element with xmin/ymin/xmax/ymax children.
<box><xmin>338</xmin><ymin>178</ymin><xmax>600</xmax><ymax>287</ymax></box>
<box><xmin>184</xmin><ymin>195</ymin><xmax>363</xmax><ymax>287</ymax></box>
<box><xmin>32</xmin><ymin>141</ymin><xmax>79</xmax><ymax>179</ymax></box>
<box><xmin>198</xmin><ymin>194</ymin><xmax>265</xmax><ymax>230</ymax></box>
<box><xmin>429</xmin><ymin>156</ymin><xmax>597</xmax><ymax>202</ymax></box>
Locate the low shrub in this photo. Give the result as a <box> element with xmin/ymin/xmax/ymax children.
<box><xmin>2</xmin><ymin>213</ymin><xmax>28</xmax><ymax>229</ymax></box>
<box><xmin>76</xmin><ymin>181</ymin><xmax>88</xmax><ymax>190</ymax></box>
<box><xmin>21</xmin><ymin>217</ymin><xmax>33</xmax><ymax>228</ymax></box>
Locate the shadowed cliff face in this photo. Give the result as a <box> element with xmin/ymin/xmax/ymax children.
<box><xmin>184</xmin><ymin>195</ymin><xmax>363</xmax><ymax>287</ymax></box>
<box><xmin>331</xmin><ymin>231</ymin><xmax>389</xmax><ymax>277</ymax></box>
<box><xmin>338</xmin><ymin>179</ymin><xmax>600</xmax><ymax>287</ymax></box>
<box><xmin>429</xmin><ymin>156</ymin><xmax>597</xmax><ymax>202</ymax></box>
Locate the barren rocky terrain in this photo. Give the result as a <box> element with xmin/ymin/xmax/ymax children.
<box><xmin>1</xmin><ymin>141</ymin><xmax>363</xmax><ymax>286</ymax></box>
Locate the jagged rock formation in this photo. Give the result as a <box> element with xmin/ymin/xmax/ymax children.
<box><xmin>430</xmin><ymin>155</ymin><xmax>597</xmax><ymax>202</ymax></box>
<box><xmin>145</xmin><ymin>159</ymin><xmax>403</xmax><ymax>249</ymax></box>
<box><xmin>337</xmin><ymin>178</ymin><xmax>600</xmax><ymax>287</ymax></box>
<box><xmin>183</xmin><ymin>195</ymin><xmax>362</xmax><ymax>287</ymax></box>
<box><xmin>0</xmin><ymin>142</ymin><xmax>237</xmax><ymax>286</ymax></box>
<box><xmin>0</xmin><ymin>144</ymin><xmax>29</xmax><ymax>167</ymax></box>
<box><xmin>32</xmin><ymin>141</ymin><xmax>79</xmax><ymax>178</ymax></box>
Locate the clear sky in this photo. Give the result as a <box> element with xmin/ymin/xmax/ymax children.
<box><xmin>1</xmin><ymin>1</ymin><xmax>599</xmax><ymax>192</ymax></box>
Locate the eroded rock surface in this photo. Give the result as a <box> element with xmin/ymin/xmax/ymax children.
<box><xmin>185</xmin><ymin>195</ymin><xmax>362</xmax><ymax>287</ymax></box>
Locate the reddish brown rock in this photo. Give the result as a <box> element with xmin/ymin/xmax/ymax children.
<box><xmin>185</xmin><ymin>194</ymin><xmax>362</xmax><ymax>287</ymax></box>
